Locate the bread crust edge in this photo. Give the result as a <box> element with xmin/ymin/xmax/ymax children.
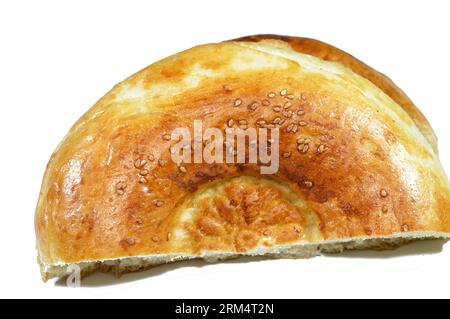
<box><xmin>40</xmin><ymin>231</ymin><xmax>450</xmax><ymax>282</ymax></box>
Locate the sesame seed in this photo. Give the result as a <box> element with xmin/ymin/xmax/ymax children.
<box><xmin>283</xmin><ymin>151</ymin><xmax>291</xmax><ymax>158</ymax></box>
<box><xmin>248</xmin><ymin>102</ymin><xmax>259</xmax><ymax>111</ymax></box>
<box><xmin>273</xmin><ymin>117</ymin><xmax>282</xmax><ymax>125</ymax></box>
<box><xmin>297</xmin><ymin>144</ymin><xmax>309</xmax><ymax>153</ymax></box>
<box><xmin>268</xmin><ymin>92</ymin><xmax>276</xmax><ymax>98</ymax></box>
<box><xmin>139</xmin><ymin>169</ymin><xmax>149</xmax><ymax>176</ymax></box>
<box><xmin>273</xmin><ymin>106</ymin><xmax>281</xmax><ymax>112</ymax></box>
<box><xmin>158</xmin><ymin>159</ymin><xmax>166</xmax><ymax>167</ymax></box>
<box><xmin>263</xmin><ymin>229</ymin><xmax>270</xmax><ymax>236</ymax></box>
<box><xmin>262</xmin><ymin>99</ymin><xmax>270</xmax><ymax>106</ymax></box>
<box><xmin>286</xmin><ymin>94</ymin><xmax>295</xmax><ymax>100</ymax></box>
<box><xmin>317</xmin><ymin>144</ymin><xmax>326</xmax><ymax>154</ymax></box>
<box><xmin>304</xmin><ymin>180</ymin><xmax>313</xmax><ymax>188</ymax></box>
<box><xmin>234</xmin><ymin>99</ymin><xmax>242</xmax><ymax>107</ymax></box>
<box><xmin>227</xmin><ymin>119</ymin><xmax>235</xmax><ymax>127</ymax></box>
<box><xmin>162</xmin><ymin>134</ymin><xmax>171</xmax><ymax>141</ymax></box>
<box><xmin>148</xmin><ymin>154</ymin><xmax>155</xmax><ymax>161</ymax></box>
<box><xmin>138</xmin><ymin>176</ymin><xmax>147</xmax><ymax>184</ymax></box>
<box><xmin>284</xmin><ymin>102</ymin><xmax>292</xmax><ymax>109</ymax></box>
<box><xmin>297</xmin><ymin>137</ymin><xmax>306</xmax><ymax>144</ymax></box>
<box><xmin>179</xmin><ymin>165</ymin><xmax>187</xmax><ymax>173</ymax></box>
<box><xmin>299</xmin><ymin>121</ymin><xmax>307</xmax><ymax>126</ymax></box>
<box><xmin>256</xmin><ymin>119</ymin><xmax>267</xmax><ymax>127</ymax></box>
<box><xmin>282</xmin><ymin>110</ymin><xmax>293</xmax><ymax>118</ymax></box>
<box><xmin>286</xmin><ymin>123</ymin><xmax>294</xmax><ymax>133</ymax></box>
<box><xmin>134</xmin><ymin>159</ymin><xmax>147</xmax><ymax>168</ymax></box>
<box><xmin>380</xmin><ymin>189</ymin><xmax>388</xmax><ymax>197</ymax></box>
<box><xmin>402</xmin><ymin>224</ymin><xmax>409</xmax><ymax>232</ymax></box>
<box><xmin>297</xmin><ymin>110</ymin><xmax>305</xmax><ymax>116</ymax></box>
<box><xmin>286</xmin><ymin>123</ymin><xmax>294</xmax><ymax>132</ymax></box>
<box><xmin>280</xmin><ymin>89</ymin><xmax>287</xmax><ymax>96</ymax></box>
<box><xmin>167</xmin><ymin>232</ymin><xmax>172</xmax><ymax>241</ymax></box>
<box><xmin>115</xmin><ymin>181</ymin><xmax>127</xmax><ymax>195</ymax></box>
<box><xmin>152</xmin><ymin>235</ymin><xmax>161</xmax><ymax>242</ymax></box>
<box><xmin>153</xmin><ymin>199</ymin><xmax>164</xmax><ymax>207</ymax></box>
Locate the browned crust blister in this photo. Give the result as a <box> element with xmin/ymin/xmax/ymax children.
<box><xmin>35</xmin><ymin>35</ymin><xmax>450</xmax><ymax>281</ymax></box>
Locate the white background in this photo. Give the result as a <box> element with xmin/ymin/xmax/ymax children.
<box><xmin>1</xmin><ymin>0</ymin><xmax>449</xmax><ymax>299</ymax></box>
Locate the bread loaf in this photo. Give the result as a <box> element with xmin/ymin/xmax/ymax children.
<box><xmin>35</xmin><ymin>35</ymin><xmax>450</xmax><ymax>281</ymax></box>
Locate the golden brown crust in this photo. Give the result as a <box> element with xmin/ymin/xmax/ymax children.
<box><xmin>35</xmin><ymin>36</ymin><xmax>450</xmax><ymax>279</ymax></box>
<box><xmin>234</xmin><ymin>35</ymin><xmax>438</xmax><ymax>152</ymax></box>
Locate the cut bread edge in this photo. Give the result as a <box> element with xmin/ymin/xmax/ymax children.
<box><xmin>39</xmin><ymin>231</ymin><xmax>450</xmax><ymax>282</ymax></box>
